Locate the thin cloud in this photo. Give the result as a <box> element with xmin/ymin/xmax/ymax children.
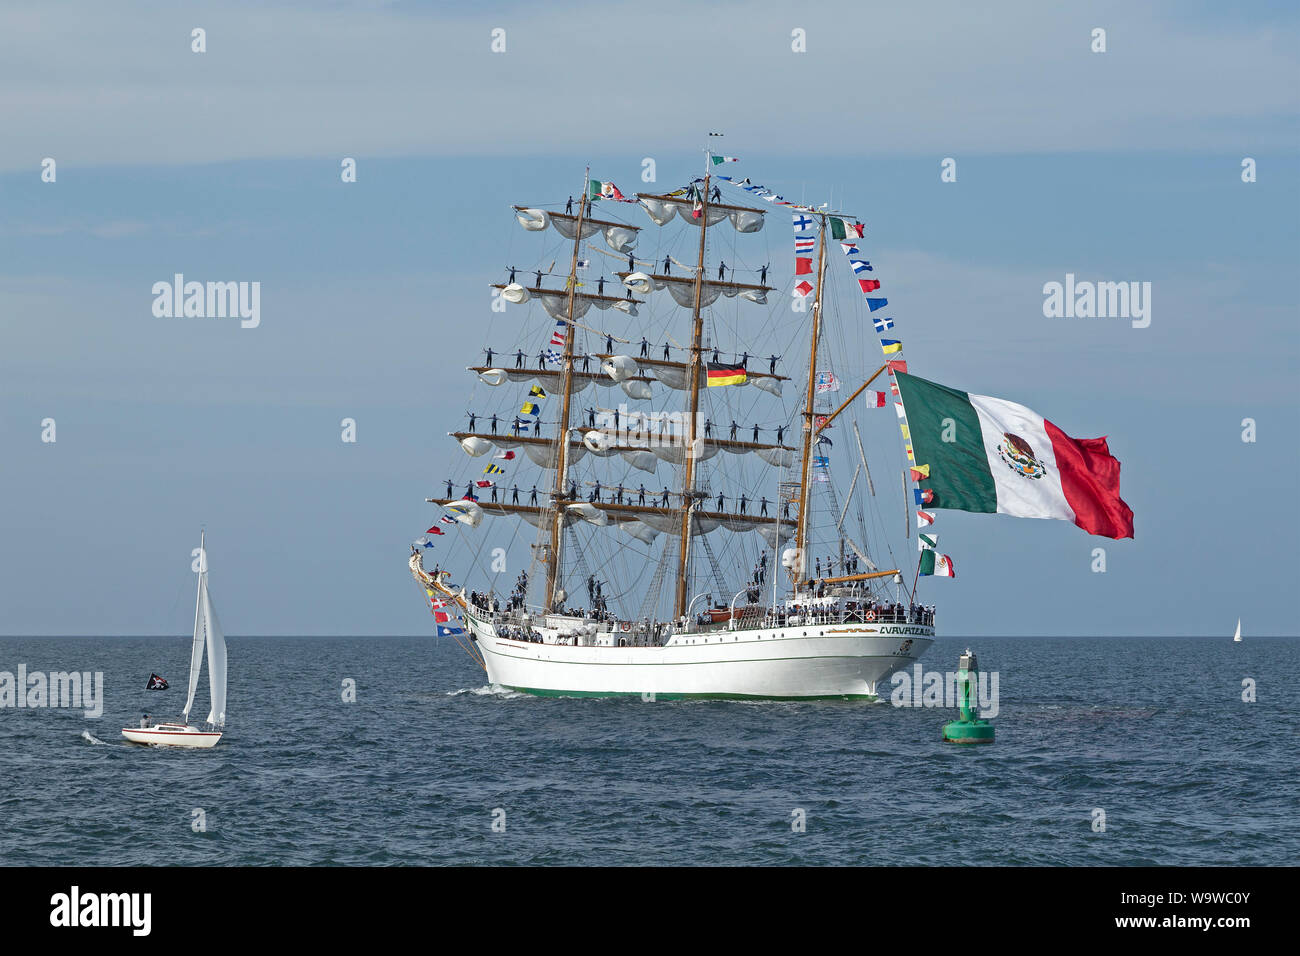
<box><xmin>1</xmin><ymin>0</ymin><xmax>1295</xmax><ymax>172</ymax></box>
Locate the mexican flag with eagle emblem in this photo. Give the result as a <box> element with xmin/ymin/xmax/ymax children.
<box><xmin>894</xmin><ymin>371</ymin><xmax>1134</xmax><ymax>539</ymax></box>
<box><xmin>587</xmin><ymin>180</ymin><xmax>627</xmax><ymax>201</ymax></box>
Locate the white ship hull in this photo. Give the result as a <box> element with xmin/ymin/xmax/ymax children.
<box><xmin>468</xmin><ymin>616</ymin><xmax>934</xmax><ymax>699</ymax></box>
<box><xmin>121</xmin><ymin>723</ymin><xmax>222</xmax><ymax>748</ymax></box>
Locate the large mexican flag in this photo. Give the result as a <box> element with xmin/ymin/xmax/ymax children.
<box><xmin>894</xmin><ymin>372</ymin><xmax>1134</xmax><ymax>539</ymax></box>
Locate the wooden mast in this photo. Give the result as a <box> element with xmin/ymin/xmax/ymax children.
<box><xmin>544</xmin><ymin>168</ymin><xmax>589</xmax><ymax>612</ymax></box>
<box><xmin>792</xmin><ymin>214</ymin><xmax>830</xmax><ymax>588</ymax></box>
<box><xmin>672</xmin><ymin>173</ymin><xmax>713</xmax><ymax>619</ymax></box>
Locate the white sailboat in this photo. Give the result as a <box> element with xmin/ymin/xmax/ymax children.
<box><xmin>1233</xmin><ymin>618</ymin><xmax>1242</xmax><ymax>643</ymax></box>
<box><xmin>122</xmin><ymin>531</ymin><xmax>227</xmax><ymax>747</ymax></box>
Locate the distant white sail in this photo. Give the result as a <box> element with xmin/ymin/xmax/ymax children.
<box><xmin>203</xmin><ymin>579</ymin><xmax>227</xmax><ymax>726</ymax></box>
<box><xmin>1233</xmin><ymin>619</ymin><xmax>1242</xmax><ymax>642</ymax></box>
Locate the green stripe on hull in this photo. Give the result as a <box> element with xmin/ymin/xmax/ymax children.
<box><xmin>502</xmin><ymin>686</ymin><xmax>878</xmax><ymax>701</ymax></box>
<box><xmin>895</xmin><ymin>371</ymin><xmax>997</xmax><ymax>513</ymax></box>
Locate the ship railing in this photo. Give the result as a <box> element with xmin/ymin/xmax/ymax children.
<box><xmin>472</xmin><ymin>601</ymin><xmax>935</xmax><ymax>639</ymax></box>
<box><xmin>719</xmin><ymin>607</ymin><xmax>936</xmax><ymax>631</ymax></box>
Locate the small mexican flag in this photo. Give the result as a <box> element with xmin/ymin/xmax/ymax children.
<box><xmin>588</xmin><ymin>180</ymin><xmax>626</xmax><ymax>201</ymax></box>
<box><xmin>829</xmin><ymin>217</ymin><xmax>864</xmax><ymax>240</ymax></box>
<box><xmin>710</xmin><ymin>155</ymin><xmax>740</xmax><ymax>165</ymax></box>
<box><xmin>894</xmin><ymin>371</ymin><xmax>1134</xmax><ymax>538</ymax></box>
<box><xmin>919</xmin><ymin>550</ymin><xmax>955</xmax><ymax>577</ymax></box>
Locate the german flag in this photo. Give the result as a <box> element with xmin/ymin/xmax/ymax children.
<box><xmin>706</xmin><ymin>362</ymin><xmax>747</xmax><ymax>387</ymax></box>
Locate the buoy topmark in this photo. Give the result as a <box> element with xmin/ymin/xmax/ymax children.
<box><xmin>942</xmin><ymin>648</ymin><xmax>994</xmax><ymax>744</ymax></box>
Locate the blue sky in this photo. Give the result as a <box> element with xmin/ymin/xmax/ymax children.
<box><xmin>1</xmin><ymin>1</ymin><xmax>1296</xmax><ymax>636</ymax></box>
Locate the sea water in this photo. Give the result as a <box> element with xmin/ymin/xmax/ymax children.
<box><xmin>0</xmin><ymin>635</ymin><xmax>1295</xmax><ymax>866</ymax></box>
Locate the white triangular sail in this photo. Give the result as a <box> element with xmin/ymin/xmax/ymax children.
<box><xmin>180</xmin><ymin>536</ymin><xmax>228</xmax><ymax>728</ymax></box>
<box><xmin>182</xmin><ymin>547</ymin><xmax>206</xmax><ymax>722</ymax></box>
<box><xmin>1233</xmin><ymin>619</ymin><xmax>1242</xmax><ymax>642</ymax></box>
<box><xmin>203</xmin><ymin>580</ymin><xmax>227</xmax><ymax>726</ymax></box>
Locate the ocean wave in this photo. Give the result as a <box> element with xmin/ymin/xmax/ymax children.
<box><xmin>446</xmin><ymin>684</ymin><xmax>533</xmax><ymax>700</ymax></box>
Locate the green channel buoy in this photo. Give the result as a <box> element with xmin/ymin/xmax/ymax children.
<box><xmin>942</xmin><ymin>649</ymin><xmax>994</xmax><ymax>744</ymax></box>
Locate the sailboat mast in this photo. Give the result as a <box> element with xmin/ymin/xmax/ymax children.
<box><xmin>544</xmin><ymin>168</ymin><xmax>590</xmax><ymax>613</ymax></box>
<box><xmin>672</xmin><ymin>172</ymin><xmax>713</xmax><ymax>619</ymax></box>
<box><xmin>793</xmin><ymin>215</ymin><xmax>829</xmax><ymax>588</ymax></box>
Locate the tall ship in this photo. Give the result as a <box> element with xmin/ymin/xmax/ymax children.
<box><xmin>408</xmin><ymin>154</ymin><xmax>956</xmax><ymax>700</ymax></box>
<box><xmin>408</xmin><ymin>156</ymin><xmax>1134</xmax><ymax>698</ymax></box>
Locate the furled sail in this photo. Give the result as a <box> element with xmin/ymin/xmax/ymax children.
<box><xmin>514</xmin><ymin>208</ymin><xmax>549</xmax><ymax>231</ymax></box>
<box><xmin>620</xmin><ymin>450</ymin><xmax>659</xmax><ymax>474</ymax></box>
<box><xmin>428</xmin><ymin>497</ymin><xmax>787</xmax><ymax>541</ymax></box>
<box><xmin>622</xmin><ymin>271</ymin><xmax>654</xmax><ymax>295</ymax></box>
<box><xmin>635</xmin><ymin>195</ymin><xmax>766</xmax><ymax>233</ymax></box>
<box><xmin>522</xmin><ymin>441</ymin><xmax>587</xmax><ymax>468</ymax></box>
<box><xmin>621</xmin><ymin>379</ymin><xmax>653</xmax><ymax>400</ymax></box>
<box><xmin>620</xmin><ymin>520</ymin><xmax>660</xmax><ymax>543</ymax></box>
<box><xmin>758</xmin><ymin>524</ymin><xmax>795</xmax><ymax>549</ymax></box>
<box><xmin>566</xmin><ymin>502</ymin><xmax>609</xmax><ymax>526</ymax></box>
<box><xmin>444</xmin><ymin>500</ymin><xmax>484</xmax><ymax>527</ymax></box>
<box><xmin>501</xmin><ymin>283</ymin><xmax>530</xmax><ymax>303</ymax></box>
<box><xmin>453</xmin><ymin>432</ymin><xmax>790</xmax><ymax>469</ymax></box>
<box><xmin>536</xmin><ymin>290</ymin><xmax>638</xmax><ymax>321</ymax></box>
<box><xmin>602</xmin><ymin>354</ymin><xmax>637</xmax><ymax>381</ymax></box>
<box><xmin>473</xmin><ymin>366</ymin><xmax>650</xmax><ymax>393</ymax></box>
<box><xmin>647</xmin><ymin>363</ymin><xmax>691</xmax><ymax>390</ymax></box>
<box><xmin>619</xmin><ymin>273</ymin><xmax>769</xmax><ymax>309</ymax></box>
<box><xmin>513</xmin><ymin>207</ymin><xmax>640</xmax><ymax>253</ymax></box>
<box><xmin>459</xmin><ymin>435</ymin><xmax>492</xmax><ymax>457</ymax></box>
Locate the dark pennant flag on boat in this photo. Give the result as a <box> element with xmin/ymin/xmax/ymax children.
<box><xmin>146</xmin><ymin>673</ymin><xmax>169</xmax><ymax>690</ymax></box>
